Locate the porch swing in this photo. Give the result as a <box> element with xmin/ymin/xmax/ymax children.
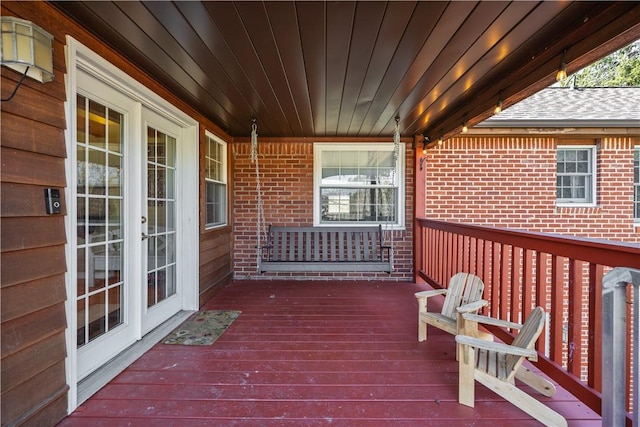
<box><xmin>251</xmin><ymin>119</ymin><xmax>398</xmax><ymax>274</ymax></box>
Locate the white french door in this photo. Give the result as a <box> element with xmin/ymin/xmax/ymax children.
<box><xmin>74</xmin><ymin>72</ymin><xmax>138</xmax><ymax>380</ymax></box>
<box><xmin>141</xmin><ymin>108</ymin><xmax>182</xmax><ymax>334</ymax></box>
<box><xmin>66</xmin><ymin>39</ymin><xmax>199</xmax><ymax>410</ymax></box>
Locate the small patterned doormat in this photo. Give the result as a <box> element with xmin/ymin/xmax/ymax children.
<box><xmin>162</xmin><ymin>310</ymin><xmax>241</xmax><ymax>345</ymax></box>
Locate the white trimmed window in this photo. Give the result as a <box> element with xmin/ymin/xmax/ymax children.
<box><xmin>634</xmin><ymin>147</ymin><xmax>639</xmax><ymax>221</ymax></box>
<box><xmin>205</xmin><ymin>132</ymin><xmax>227</xmax><ymax>228</ymax></box>
<box><xmin>556</xmin><ymin>146</ymin><xmax>596</xmax><ymax>205</ymax></box>
<box><xmin>313</xmin><ymin>143</ymin><xmax>405</xmax><ymax>228</ymax></box>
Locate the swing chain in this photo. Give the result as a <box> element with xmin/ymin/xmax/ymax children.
<box><xmin>385</xmin><ymin>117</ymin><xmax>401</xmax><ymax>272</ymax></box>
<box><xmin>251</xmin><ymin>120</ymin><xmax>267</xmax><ymax>270</ymax></box>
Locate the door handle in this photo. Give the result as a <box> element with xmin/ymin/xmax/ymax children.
<box><xmin>141</xmin><ymin>232</ymin><xmax>148</xmax><ymax>241</ymax></box>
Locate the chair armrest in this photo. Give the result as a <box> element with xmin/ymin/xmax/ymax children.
<box><xmin>456</xmin><ymin>300</ymin><xmax>488</xmax><ymax>314</ymax></box>
<box><xmin>460</xmin><ymin>313</ymin><xmax>523</xmax><ymax>330</ymax></box>
<box><xmin>455</xmin><ymin>335</ymin><xmax>538</xmax><ymax>360</ymax></box>
<box><xmin>415</xmin><ymin>289</ymin><xmax>448</xmax><ymax>299</ymax></box>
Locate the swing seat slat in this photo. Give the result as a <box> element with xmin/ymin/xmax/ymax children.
<box><xmin>258</xmin><ymin>225</ymin><xmax>393</xmax><ymax>273</ymax></box>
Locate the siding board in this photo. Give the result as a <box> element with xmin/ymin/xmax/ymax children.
<box><xmin>1</xmin><ymin>147</ymin><xmax>66</xmax><ymax>186</ymax></box>
<box><xmin>1</xmin><ymin>275</ymin><xmax>67</xmax><ymax>323</ymax></box>
<box><xmin>1</xmin><ymin>217</ymin><xmax>67</xmax><ymax>251</ymax></box>
<box><xmin>1</xmin><ymin>302</ymin><xmax>67</xmax><ymax>358</ymax></box>
<box><xmin>0</xmin><ymin>71</ymin><xmax>66</xmax><ymax>129</ymax></box>
<box><xmin>15</xmin><ymin>392</ymin><xmax>68</xmax><ymax>427</ymax></box>
<box><xmin>0</xmin><ymin>247</ymin><xmax>67</xmax><ymax>287</ymax></box>
<box><xmin>1</xmin><ymin>332</ymin><xmax>66</xmax><ymax>393</ymax></box>
<box><xmin>0</xmin><ymin>361</ymin><xmax>67</xmax><ymax>426</ymax></box>
<box><xmin>1</xmin><ymin>111</ymin><xmax>67</xmax><ymax>158</ymax></box>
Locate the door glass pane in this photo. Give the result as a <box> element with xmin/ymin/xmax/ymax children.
<box><xmin>88</xmin><ymin>99</ymin><xmax>106</xmax><ymax>149</ymax></box>
<box><xmin>76</xmin><ymin>97</ymin><xmax>125</xmax><ymax>349</ymax></box>
<box><xmin>146</xmin><ymin>127</ymin><xmax>177</xmax><ymax>308</ymax></box>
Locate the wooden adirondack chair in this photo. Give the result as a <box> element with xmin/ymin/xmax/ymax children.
<box><xmin>415</xmin><ymin>272</ymin><xmax>488</xmax><ymax>342</ymax></box>
<box><xmin>456</xmin><ymin>306</ymin><xmax>567</xmax><ymax>427</ymax></box>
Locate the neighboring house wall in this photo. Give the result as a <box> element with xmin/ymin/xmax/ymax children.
<box><xmin>232</xmin><ymin>140</ymin><xmax>415</xmax><ymax>280</ymax></box>
<box><xmin>0</xmin><ymin>2</ymin><xmax>233</xmax><ymax>425</ymax></box>
<box><xmin>424</xmin><ymin>135</ymin><xmax>640</xmax><ymax>242</ymax></box>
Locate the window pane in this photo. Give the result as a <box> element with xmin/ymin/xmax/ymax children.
<box><xmin>577</xmin><ymin>160</ymin><xmax>589</xmax><ymax>173</ymax></box>
<box><xmin>322</xmin><ymin>167</ymin><xmax>341</xmax><ymax>183</ymax></box>
<box><xmin>77</xmin><ymin>95</ymin><xmax>86</xmax><ymax>143</ymax></box>
<box><xmin>205</xmin><ymin>180</ymin><xmax>227</xmax><ymax>227</ymax></box>
<box><xmin>88</xmin><ymin>100</ymin><xmax>106</xmax><ymax>149</ymax></box>
<box><xmin>320</xmin><ymin>187</ymin><xmax>397</xmax><ymax>223</ymax></box>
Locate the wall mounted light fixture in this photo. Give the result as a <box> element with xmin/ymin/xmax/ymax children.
<box><xmin>419</xmin><ymin>136</ymin><xmax>429</xmax><ymax>171</ymax></box>
<box><xmin>1</xmin><ymin>17</ymin><xmax>54</xmax><ymax>101</ymax></box>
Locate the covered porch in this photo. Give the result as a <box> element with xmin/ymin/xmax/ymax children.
<box><xmin>58</xmin><ymin>279</ymin><xmax>600</xmax><ymax>426</ymax></box>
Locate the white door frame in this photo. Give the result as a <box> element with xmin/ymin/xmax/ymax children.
<box><xmin>63</xmin><ymin>37</ymin><xmax>199</xmax><ymax>412</ymax></box>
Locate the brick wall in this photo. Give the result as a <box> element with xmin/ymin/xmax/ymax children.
<box><xmin>424</xmin><ymin>136</ymin><xmax>640</xmax><ymax>243</ymax></box>
<box><xmin>232</xmin><ymin>140</ymin><xmax>414</xmax><ymax>280</ymax></box>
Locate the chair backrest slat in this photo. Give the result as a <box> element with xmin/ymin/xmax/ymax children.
<box><xmin>505</xmin><ymin>306</ymin><xmax>545</xmax><ymax>374</ymax></box>
<box><xmin>441</xmin><ymin>273</ymin><xmax>484</xmax><ymax>319</ymax></box>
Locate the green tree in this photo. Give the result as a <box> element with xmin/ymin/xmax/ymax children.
<box><xmin>560</xmin><ymin>40</ymin><xmax>640</xmax><ymax>87</ymax></box>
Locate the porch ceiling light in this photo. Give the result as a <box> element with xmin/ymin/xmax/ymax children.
<box><xmin>1</xmin><ymin>17</ymin><xmax>54</xmax><ymax>101</ymax></box>
<box><xmin>556</xmin><ymin>49</ymin><xmax>568</xmax><ymax>82</ymax></box>
<box><xmin>556</xmin><ymin>62</ymin><xmax>568</xmax><ymax>82</ymax></box>
<box><xmin>493</xmin><ymin>98</ymin><xmax>502</xmax><ymax>114</ymax></box>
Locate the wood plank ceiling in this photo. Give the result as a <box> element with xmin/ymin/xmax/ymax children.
<box><xmin>53</xmin><ymin>1</ymin><xmax>640</xmax><ymax>144</ymax></box>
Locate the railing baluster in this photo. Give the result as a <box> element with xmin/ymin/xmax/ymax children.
<box><xmin>500</xmin><ymin>243</ymin><xmax>509</xmax><ymax>322</ymax></box>
<box><xmin>491</xmin><ymin>241</ymin><xmax>501</xmax><ymax>318</ymax></box>
<box><xmin>510</xmin><ymin>246</ymin><xmax>521</xmax><ymax>323</ymax></box>
<box><xmin>536</xmin><ymin>252</ymin><xmax>549</xmax><ymax>355</ymax></box>
<box><xmin>588</xmin><ymin>263</ymin><xmax>603</xmax><ymax>390</ymax></box>
<box><xmin>482</xmin><ymin>240</ymin><xmax>491</xmax><ymax>315</ymax></box>
<box><xmin>567</xmin><ymin>259</ymin><xmax>583</xmax><ymax>377</ymax></box>
<box><xmin>523</xmin><ymin>248</ymin><xmax>534</xmax><ymax>319</ymax></box>
<box><xmin>550</xmin><ymin>254</ymin><xmax>564</xmax><ymax>364</ymax></box>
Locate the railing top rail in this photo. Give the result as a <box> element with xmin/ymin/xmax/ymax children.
<box><xmin>417</xmin><ymin>218</ymin><xmax>640</xmax><ymax>268</ymax></box>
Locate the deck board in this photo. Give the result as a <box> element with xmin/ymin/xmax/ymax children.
<box><xmin>58</xmin><ymin>280</ymin><xmax>601</xmax><ymax>426</ymax></box>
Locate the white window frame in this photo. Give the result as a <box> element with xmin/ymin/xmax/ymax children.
<box><xmin>634</xmin><ymin>147</ymin><xmax>639</xmax><ymax>223</ymax></box>
<box><xmin>556</xmin><ymin>145</ymin><xmax>597</xmax><ymax>207</ymax></box>
<box><xmin>313</xmin><ymin>143</ymin><xmax>405</xmax><ymax>229</ymax></box>
<box><xmin>204</xmin><ymin>131</ymin><xmax>227</xmax><ymax>229</ymax></box>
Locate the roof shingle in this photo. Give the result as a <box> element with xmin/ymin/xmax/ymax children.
<box><xmin>479</xmin><ymin>87</ymin><xmax>640</xmax><ymax>127</ymax></box>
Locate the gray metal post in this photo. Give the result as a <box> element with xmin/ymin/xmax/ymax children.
<box><xmin>602</xmin><ymin>268</ymin><xmax>640</xmax><ymax>427</ymax></box>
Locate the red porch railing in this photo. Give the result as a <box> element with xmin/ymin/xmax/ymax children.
<box><xmin>414</xmin><ymin>218</ymin><xmax>640</xmax><ymax>420</ymax></box>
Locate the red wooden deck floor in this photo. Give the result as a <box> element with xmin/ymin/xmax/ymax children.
<box><xmin>58</xmin><ymin>280</ymin><xmax>600</xmax><ymax>426</ymax></box>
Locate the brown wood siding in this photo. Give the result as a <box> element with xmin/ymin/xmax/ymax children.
<box><xmin>1</xmin><ymin>1</ymin><xmax>70</xmax><ymax>424</ymax></box>
<box><xmin>1</xmin><ymin>2</ymin><xmax>234</xmax><ymax>426</ymax></box>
